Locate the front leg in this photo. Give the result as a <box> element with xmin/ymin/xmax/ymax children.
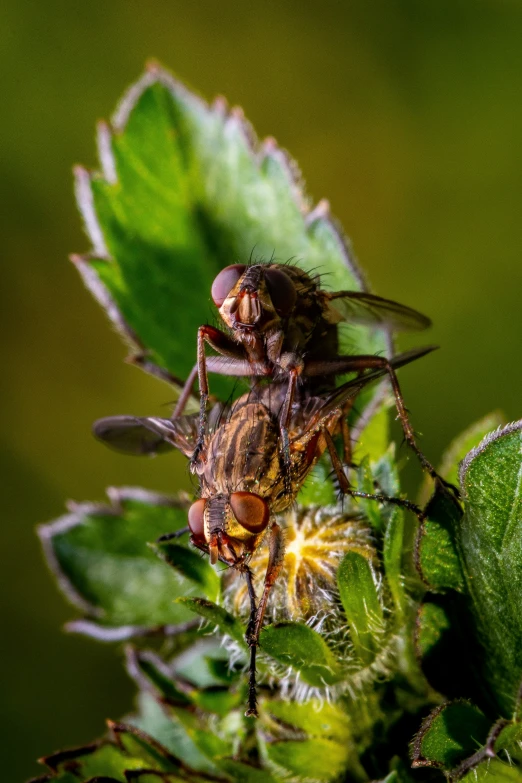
<box><xmin>243</xmin><ymin>523</ymin><xmax>285</xmax><ymax>718</ymax></box>
<box><xmin>243</xmin><ymin>566</ymin><xmax>259</xmax><ymax>718</ymax></box>
<box><xmin>252</xmin><ymin>523</ymin><xmax>285</xmax><ymax>645</ymax></box>
<box><xmin>190</xmin><ymin>325</ymin><xmax>247</xmax><ymax>471</ymax></box>
<box><xmin>277</xmin><ymin>352</ymin><xmax>304</xmax><ymax>480</ymax></box>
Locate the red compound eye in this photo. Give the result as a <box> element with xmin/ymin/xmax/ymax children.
<box><xmin>264</xmin><ymin>267</ymin><xmax>297</xmax><ymax>316</ymax></box>
<box><xmin>211</xmin><ymin>264</ymin><xmax>247</xmax><ymax>307</ymax></box>
<box><xmin>188</xmin><ymin>499</ymin><xmax>206</xmax><ymax>538</ymax></box>
<box><xmin>230</xmin><ymin>492</ymin><xmax>269</xmax><ymax>533</ymax></box>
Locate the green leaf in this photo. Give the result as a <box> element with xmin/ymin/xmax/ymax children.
<box><xmin>217</xmin><ymin>759</ymin><xmax>278</xmax><ymax>783</ymax></box>
<box><xmin>125</xmin><ymin>647</ymin><xmax>191</xmax><ymax>706</ymax></box>
<box><xmin>263</xmin><ymin>738</ymin><xmax>350</xmax><ymax>782</ymax></box>
<box><xmin>259</xmin><ymin>622</ymin><xmax>342</xmax><ymax>686</ymax></box>
<box><xmin>297</xmin><ymin>454</ymin><xmax>336</xmax><ymax>507</ymax></box>
<box><xmin>411</xmin><ymin>701</ymin><xmax>491</xmax><ymax>770</ymax></box>
<box><xmin>188</xmin><ymin>686</ymin><xmax>242</xmax><ymax>717</ymax></box>
<box><xmin>375</xmin><ymin>759</ymin><xmax>417</xmax><ymax>783</ymax></box>
<box><xmin>153</xmin><ymin>540</ymin><xmax>220</xmax><ymax>602</ymax></box>
<box><xmin>73</xmin><ymin>743</ymin><xmax>144</xmax><ymax>780</ymax></box>
<box><xmin>413</xmin><ymin>714</ymin><xmax>522</xmax><ymax>782</ymax></box>
<box><xmin>178</xmin><ymin>597</ymin><xmax>246</xmax><ymax>647</ymax></box>
<box><xmin>337</xmin><ymin>551</ymin><xmax>384</xmax><ymax>664</ymax></box>
<box><xmin>448</xmin><ymin>411</ymin><xmax>505</xmax><ymax>487</ymax></box>
<box><xmin>129</xmin><ymin>692</ymin><xmax>220</xmax><ymax>776</ymax></box>
<box><xmin>414</xmin><ymin>602</ymin><xmax>451</xmax><ymax>660</ymax></box>
<box><xmin>203</xmin><ymin>656</ymin><xmax>241</xmax><ymax>684</ymax></box>
<box><xmin>459</xmin><ymin>421</ymin><xmax>522</xmax><ymax>715</ymax></box>
<box><xmin>39</xmin><ymin>741</ymin><xmax>143</xmax><ymax>782</ymax></box>
<box><xmin>495</xmin><ymin>720</ymin><xmax>522</xmax><ymax>754</ymax></box>
<box><xmin>264</xmin><ymin>700</ymin><xmax>350</xmax><ymax>742</ymax></box>
<box><xmin>123</xmin><ymin>773</ymin><xmax>188</xmax><ymax>783</ymax></box>
<box><xmin>373</xmin><ymin>444</ymin><xmax>401</xmax><ymax>499</ymax></box>
<box><xmin>174</xmin><ymin>643</ymin><xmax>236</xmax><ymax>688</ymax></box>
<box><xmin>356</xmin><ymin>456</ymin><xmax>386</xmax><ymax>532</ymax></box>
<box><xmin>379</xmin><ymin>773</ymin><xmax>399</xmax><ymax>783</ymax></box>
<box><xmin>418</xmin><ymin>410</ymin><xmax>506</xmax><ymax>505</ymax></box>
<box><xmin>74</xmin><ymin>64</ymin><xmax>387</xmax><ymax>405</ymax></box>
<box><xmin>39</xmin><ymin>488</ymin><xmax>199</xmax><ymax>629</ymax></box>
<box><xmin>170</xmin><ymin>706</ymin><xmax>233</xmax><ymax>763</ymax></box>
<box><xmin>352</xmin><ymin>403</ymin><xmax>391</xmax><ymax>466</ymax></box>
<box><xmin>414</xmin><ymin>482</ymin><xmax>464</xmax><ymax>592</ymax></box>
<box><xmin>109</xmin><ymin>721</ymin><xmax>186</xmax><ymax>774</ymax></box>
<box><xmin>383</xmin><ymin>506</ymin><xmax>407</xmax><ymax>616</ymax></box>
<box><xmin>461</xmin><ymin>760</ymin><xmax>522</xmax><ymax>783</ymax></box>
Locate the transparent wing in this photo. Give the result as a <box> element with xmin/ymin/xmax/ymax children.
<box><xmin>323</xmin><ymin>290</ymin><xmax>431</xmax><ymax>332</ymax></box>
<box><xmin>92</xmin><ymin>415</ymin><xmax>198</xmax><ymax>457</ymax></box>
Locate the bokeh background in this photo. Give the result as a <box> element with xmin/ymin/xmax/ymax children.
<box><xmin>2</xmin><ymin>0</ymin><xmax>522</xmax><ymax>779</ymax></box>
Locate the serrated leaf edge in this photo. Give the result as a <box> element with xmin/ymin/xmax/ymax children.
<box><xmin>447</xmin><ymin>718</ymin><xmax>509</xmax><ymax>782</ymax></box>
<box><xmin>107</xmin><ymin>719</ymin><xmax>180</xmax><ymax>766</ymax></box>
<box><xmin>70</xmin><ymin>251</ymin><xmax>144</xmax><ymax>352</ymax></box>
<box><xmin>38</xmin><ymin>486</ymin><xmax>189</xmax><ymax>617</ymax></box>
<box><xmin>38</xmin><ymin>506</ymin><xmax>106</xmax><ymax>616</ymax></box>
<box><xmin>74</xmin><ymin>62</ymin><xmax>388</xmax><ymax>389</ymax></box>
<box><xmin>411</xmin><ymin>700</ymin><xmax>504</xmax><ymax>780</ymax></box>
<box><xmin>124</xmin><ymin>645</ymin><xmax>192</xmax><ymax>705</ymax></box>
<box><xmin>64</xmin><ymin>617</ymin><xmax>198</xmax><ymax>642</ymax></box>
<box><xmin>39</xmin><ymin>740</ymin><xmax>104</xmax><ymax>771</ymax></box>
<box><xmin>458</xmin><ymin>419</ymin><xmax>522</xmax><ymax>494</ymax></box>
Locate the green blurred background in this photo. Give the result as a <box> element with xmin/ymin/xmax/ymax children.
<box><xmin>2</xmin><ymin>0</ymin><xmax>522</xmax><ymax>779</ymax></box>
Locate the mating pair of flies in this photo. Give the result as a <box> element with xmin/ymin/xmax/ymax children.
<box><xmin>95</xmin><ymin>260</ymin><xmax>451</xmax><ymax>716</ymax></box>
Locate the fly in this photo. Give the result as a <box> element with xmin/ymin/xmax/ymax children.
<box><xmin>172</xmin><ymin>261</ymin><xmax>454</xmax><ymax>495</ymax></box>
<box><xmin>93</xmin><ymin>347</ymin><xmax>430</xmax><ymax>716</ymax></box>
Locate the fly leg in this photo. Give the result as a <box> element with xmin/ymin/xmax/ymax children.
<box><xmin>244</xmin><ymin>524</ymin><xmax>285</xmax><ymax>718</ymax></box>
<box><xmin>322</xmin><ymin>427</ymin><xmax>425</xmax><ymax>521</ymax></box>
<box><xmin>266</xmin><ymin>335</ymin><xmax>299</xmax><ymax>480</ymax></box>
<box><xmin>305</xmin><ymin>352</ymin><xmax>458</xmax><ymax>498</ymax></box>
<box><xmin>190</xmin><ymin>325</ymin><xmax>249</xmax><ymax>470</ymax></box>
<box><xmin>277</xmin><ymin>364</ymin><xmax>303</xmax><ymax>491</ymax></box>
<box><xmin>172</xmin><ymin>363</ymin><xmax>199</xmax><ymax>419</ymax></box>
<box><xmin>253</xmin><ymin>523</ymin><xmax>285</xmax><ymax>643</ymax></box>
<box><xmin>340</xmin><ymin>399</ymin><xmax>357</xmax><ymax>468</ymax></box>
<box><xmin>243</xmin><ymin>566</ymin><xmax>259</xmax><ymax>718</ymax></box>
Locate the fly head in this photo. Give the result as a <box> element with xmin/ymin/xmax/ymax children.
<box><xmin>212</xmin><ymin>264</ymin><xmax>296</xmax><ymax>334</ymax></box>
<box><xmin>188</xmin><ymin>491</ymin><xmax>270</xmax><ymax>566</ymax></box>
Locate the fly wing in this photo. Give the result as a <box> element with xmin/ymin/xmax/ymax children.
<box><xmin>322</xmin><ymin>290</ymin><xmax>431</xmax><ymax>332</ymax></box>
<box><xmin>291</xmin><ymin>346</ymin><xmax>437</xmax><ymax>447</ymax></box>
<box><xmin>92</xmin><ymin>415</ymin><xmax>198</xmax><ymax>457</ymax></box>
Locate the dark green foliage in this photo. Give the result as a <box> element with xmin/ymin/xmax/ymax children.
<box><xmin>259</xmin><ymin>622</ymin><xmax>343</xmax><ymax>686</ymax></box>
<box><xmin>177</xmin><ymin>597</ymin><xmax>246</xmax><ymax>647</ymax></box>
<box><xmin>411</xmin><ymin>701</ymin><xmax>491</xmax><ymax>770</ymax></box>
<box><xmin>459</xmin><ymin>422</ymin><xmax>522</xmax><ymax>716</ymax></box>
<box><xmin>337</xmin><ymin>550</ymin><xmax>384</xmax><ymax>664</ymax></box>
<box><xmin>153</xmin><ymin>540</ymin><xmax>220</xmax><ymax>602</ymax></box>
<box><xmin>414</xmin><ymin>482</ymin><xmax>465</xmax><ymax>592</ymax></box>
<box><xmin>39</xmin><ymin>488</ymin><xmax>198</xmax><ymax>632</ymax></box>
